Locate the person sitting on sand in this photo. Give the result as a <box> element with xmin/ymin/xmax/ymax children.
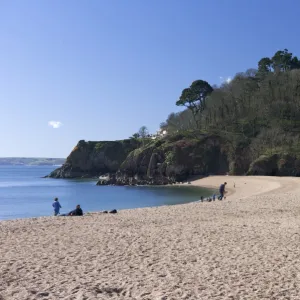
<box><xmin>218</xmin><ymin>182</ymin><xmax>227</xmax><ymax>200</ymax></box>
<box><xmin>52</xmin><ymin>197</ymin><xmax>62</xmax><ymax>216</ymax></box>
<box><xmin>68</xmin><ymin>204</ymin><xmax>83</xmax><ymax>216</ymax></box>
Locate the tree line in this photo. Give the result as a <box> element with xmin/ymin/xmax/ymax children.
<box><xmin>159</xmin><ymin>49</ymin><xmax>300</xmax><ymax>158</ymax></box>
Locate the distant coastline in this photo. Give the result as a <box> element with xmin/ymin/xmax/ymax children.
<box><xmin>0</xmin><ymin>157</ymin><xmax>65</xmax><ymax>166</ymax></box>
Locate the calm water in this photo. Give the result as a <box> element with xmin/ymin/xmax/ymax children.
<box><xmin>0</xmin><ymin>166</ymin><xmax>215</xmax><ymax>220</ymax></box>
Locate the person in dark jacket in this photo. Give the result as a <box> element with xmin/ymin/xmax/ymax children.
<box><xmin>218</xmin><ymin>182</ymin><xmax>227</xmax><ymax>200</ymax></box>
<box><xmin>68</xmin><ymin>204</ymin><xmax>83</xmax><ymax>216</ymax></box>
<box><xmin>59</xmin><ymin>205</ymin><xmax>83</xmax><ymax>217</ymax></box>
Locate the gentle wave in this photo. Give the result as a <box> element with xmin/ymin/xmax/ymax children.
<box><xmin>0</xmin><ymin>180</ymin><xmax>70</xmax><ymax>188</ymax></box>
<box><xmin>0</xmin><ymin>182</ymin><xmax>47</xmax><ymax>188</ymax></box>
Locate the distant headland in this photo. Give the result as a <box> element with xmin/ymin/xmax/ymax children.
<box><xmin>0</xmin><ymin>157</ymin><xmax>65</xmax><ymax>166</ymax></box>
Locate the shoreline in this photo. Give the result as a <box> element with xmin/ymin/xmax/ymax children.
<box><xmin>2</xmin><ymin>175</ymin><xmax>300</xmax><ymax>299</ymax></box>
<box><xmin>189</xmin><ymin>175</ymin><xmax>285</xmax><ymax>200</ymax></box>
<box><xmin>0</xmin><ymin>182</ymin><xmax>215</xmax><ymax>222</ymax></box>
<box><xmin>0</xmin><ymin>176</ymin><xmax>283</xmax><ymax>223</ymax></box>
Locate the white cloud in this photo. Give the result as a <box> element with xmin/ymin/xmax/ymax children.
<box><xmin>48</xmin><ymin>121</ymin><xmax>63</xmax><ymax>129</ymax></box>
<box><xmin>225</xmin><ymin>77</ymin><xmax>232</xmax><ymax>83</ymax></box>
<box><xmin>219</xmin><ymin>76</ymin><xmax>232</xmax><ymax>84</ymax></box>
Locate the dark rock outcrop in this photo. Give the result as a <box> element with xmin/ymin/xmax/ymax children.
<box><xmin>96</xmin><ymin>174</ymin><xmax>116</xmax><ymax>185</ymax></box>
<box><xmin>48</xmin><ymin>139</ymin><xmax>139</xmax><ymax>178</ymax></box>
<box><xmin>115</xmin><ymin>135</ymin><xmax>230</xmax><ymax>185</ymax></box>
<box><xmin>247</xmin><ymin>154</ymin><xmax>279</xmax><ymax>176</ymax></box>
<box><xmin>247</xmin><ymin>153</ymin><xmax>300</xmax><ymax>176</ymax></box>
<box><xmin>46</xmin><ymin>134</ymin><xmax>300</xmax><ymax>184</ymax></box>
<box><xmin>48</xmin><ymin>134</ymin><xmax>232</xmax><ymax>185</ymax></box>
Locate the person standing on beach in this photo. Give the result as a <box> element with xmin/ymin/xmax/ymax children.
<box><xmin>218</xmin><ymin>182</ymin><xmax>227</xmax><ymax>200</ymax></box>
<box><xmin>52</xmin><ymin>197</ymin><xmax>62</xmax><ymax>216</ymax></box>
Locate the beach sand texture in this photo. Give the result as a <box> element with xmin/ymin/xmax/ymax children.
<box><xmin>1</xmin><ymin>176</ymin><xmax>300</xmax><ymax>299</ymax></box>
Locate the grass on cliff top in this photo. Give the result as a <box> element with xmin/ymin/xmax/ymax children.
<box><xmin>73</xmin><ymin>139</ymin><xmax>141</xmax><ymax>162</ymax></box>
<box><xmin>76</xmin><ymin>132</ymin><xmax>225</xmax><ymax>162</ymax></box>
<box><xmin>94</xmin><ymin>140</ymin><xmax>140</xmax><ymax>162</ymax></box>
<box><xmin>125</xmin><ymin>132</ymin><xmax>209</xmax><ymax>162</ymax></box>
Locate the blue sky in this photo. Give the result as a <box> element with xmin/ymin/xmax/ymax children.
<box><xmin>1</xmin><ymin>0</ymin><xmax>300</xmax><ymax>157</ymax></box>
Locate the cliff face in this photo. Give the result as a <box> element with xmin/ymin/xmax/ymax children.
<box><xmin>247</xmin><ymin>154</ymin><xmax>300</xmax><ymax>176</ymax></box>
<box><xmin>50</xmin><ymin>133</ymin><xmax>300</xmax><ymax>184</ymax></box>
<box><xmin>48</xmin><ymin>134</ymin><xmax>233</xmax><ymax>184</ymax></box>
<box><xmin>48</xmin><ymin>139</ymin><xmax>140</xmax><ymax>178</ymax></box>
<box><xmin>114</xmin><ymin>135</ymin><xmax>230</xmax><ymax>185</ymax></box>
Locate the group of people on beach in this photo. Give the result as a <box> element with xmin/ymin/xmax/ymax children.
<box><xmin>52</xmin><ymin>198</ymin><xmax>83</xmax><ymax>216</ymax></box>
<box><xmin>52</xmin><ymin>183</ymin><xmax>228</xmax><ymax>215</ymax></box>
<box><xmin>52</xmin><ymin>198</ymin><xmax>118</xmax><ymax>216</ymax></box>
<box><xmin>200</xmin><ymin>182</ymin><xmax>227</xmax><ymax>202</ymax></box>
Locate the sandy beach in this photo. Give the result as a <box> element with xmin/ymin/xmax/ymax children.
<box><xmin>1</xmin><ymin>175</ymin><xmax>300</xmax><ymax>299</ymax></box>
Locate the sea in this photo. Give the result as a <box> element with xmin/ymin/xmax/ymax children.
<box><xmin>0</xmin><ymin>166</ymin><xmax>215</xmax><ymax>220</ymax></box>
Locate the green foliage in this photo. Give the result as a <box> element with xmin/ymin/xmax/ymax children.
<box><xmin>160</xmin><ymin>110</ymin><xmax>197</xmax><ymax>133</ymax></box>
<box><xmin>93</xmin><ymin>140</ymin><xmax>138</xmax><ymax>162</ymax></box>
<box><xmin>95</xmin><ymin>142</ymin><xmax>105</xmax><ymax>151</ymax></box>
<box><xmin>132</xmin><ymin>147</ymin><xmax>143</xmax><ymax>156</ymax></box>
<box><xmin>160</xmin><ymin>49</ymin><xmax>300</xmax><ymax>163</ymax></box>
<box><xmin>130</xmin><ymin>133</ymin><xmax>140</xmax><ymax>139</ymax></box>
<box><xmin>258</xmin><ymin>57</ymin><xmax>272</xmax><ymax>76</ymax></box>
<box><xmin>176</xmin><ymin>80</ymin><xmax>213</xmax><ymax>128</ymax></box>
<box><xmin>138</xmin><ymin>126</ymin><xmax>149</xmax><ymax>138</ymax></box>
<box><xmin>165</xmin><ymin>151</ymin><xmax>175</xmax><ymax>165</ymax></box>
<box><xmin>166</xmin><ymin>131</ymin><xmax>199</xmax><ymax>143</ymax></box>
<box><xmin>154</xmin><ymin>140</ymin><xmax>164</xmax><ymax>147</ymax></box>
<box><xmin>257</xmin><ymin>49</ymin><xmax>300</xmax><ymax>78</ymax></box>
<box><xmin>130</xmin><ymin>126</ymin><xmax>150</xmax><ymax>143</ymax></box>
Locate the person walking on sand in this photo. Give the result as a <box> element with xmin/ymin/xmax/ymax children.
<box><xmin>52</xmin><ymin>197</ymin><xmax>62</xmax><ymax>216</ymax></box>
<box><xmin>218</xmin><ymin>182</ymin><xmax>227</xmax><ymax>200</ymax></box>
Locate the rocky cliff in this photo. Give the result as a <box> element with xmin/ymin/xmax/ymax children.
<box><xmin>247</xmin><ymin>154</ymin><xmax>300</xmax><ymax>176</ymax></box>
<box><xmin>47</xmin><ymin>134</ymin><xmax>233</xmax><ymax>184</ymax></box>
<box><xmin>114</xmin><ymin>134</ymin><xmax>230</xmax><ymax>185</ymax></box>
<box><xmin>47</xmin><ymin>133</ymin><xmax>300</xmax><ymax>185</ymax></box>
<box><xmin>47</xmin><ymin>139</ymin><xmax>140</xmax><ymax>178</ymax></box>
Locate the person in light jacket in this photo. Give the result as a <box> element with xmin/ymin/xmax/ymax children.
<box><xmin>52</xmin><ymin>197</ymin><xmax>62</xmax><ymax>216</ymax></box>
